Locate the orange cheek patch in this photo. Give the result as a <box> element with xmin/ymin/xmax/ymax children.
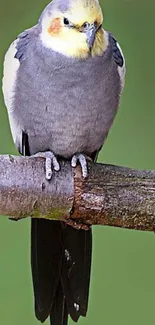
<box><xmin>48</xmin><ymin>18</ymin><xmax>61</xmax><ymax>35</ymax></box>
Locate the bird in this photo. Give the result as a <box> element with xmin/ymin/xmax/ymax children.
<box><xmin>2</xmin><ymin>0</ymin><xmax>126</xmax><ymax>324</ymax></box>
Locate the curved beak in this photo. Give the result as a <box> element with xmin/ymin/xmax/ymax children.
<box><xmin>85</xmin><ymin>24</ymin><xmax>97</xmax><ymax>49</ymax></box>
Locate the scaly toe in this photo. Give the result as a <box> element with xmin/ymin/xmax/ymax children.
<box><xmin>71</xmin><ymin>153</ymin><xmax>90</xmax><ymax>178</ymax></box>
<box><xmin>32</xmin><ymin>151</ymin><xmax>60</xmax><ymax>180</ymax></box>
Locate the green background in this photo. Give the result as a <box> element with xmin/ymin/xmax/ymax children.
<box><xmin>0</xmin><ymin>0</ymin><xmax>155</xmax><ymax>324</ymax></box>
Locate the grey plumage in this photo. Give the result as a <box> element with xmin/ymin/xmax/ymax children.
<box><xmin>2</xmin><ymin>1</ymin><xmax>125</xmax><ymax>324</ymax></box>
<box><xmin>4</xmin><ymin>27</ymin><xmax>121</xmax><ymax>156</ymax></box>
<box><xmin>39</xmin><ymin>0</ymin><xmax>69</xmax><ymax>19</ymax></box>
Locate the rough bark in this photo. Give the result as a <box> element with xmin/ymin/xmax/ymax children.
<box><xmin>0</xmin><ymin>155</ymin><xmax>74</xmax><ymax>220</ymax></box>
<box><xmin>0</xmin><ymin>154</ymin><xmax>155</xmax><ymax>231</ymax></box>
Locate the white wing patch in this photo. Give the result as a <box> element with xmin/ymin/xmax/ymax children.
<box><xmin>2</xmin><ymin>38</ymin><xmax>22</xmax><ymax>150</ymax></box>
<box><xmin>2</xmin><ymin>39</ymin><xmax>20</xmax><ymax>113</ymax></box>
<box><xmin>116</xmin><ymin>41</ymin><xmax>126</xmax><ymax>91</ymax></box>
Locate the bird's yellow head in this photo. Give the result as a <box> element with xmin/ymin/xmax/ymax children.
<box><xmin>40</xmin><ymin>0</ymin><xmax>108</xmax><ymax>58</ymax></box>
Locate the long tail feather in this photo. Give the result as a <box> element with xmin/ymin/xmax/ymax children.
<box><xmin>31</xmin><ymin>220</ymin><xmax>92</xmax><ymax>324</ymax></box>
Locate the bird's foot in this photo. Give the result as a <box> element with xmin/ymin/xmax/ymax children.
<box><xmin>71</xmin><ymin>153</ymin><xmax>92</xmax><ymax>179</ymax></box>
<box><xmin>32</xmin><ymin>151</ymin><xmax>60</xmax><ymax>180</ymax></box>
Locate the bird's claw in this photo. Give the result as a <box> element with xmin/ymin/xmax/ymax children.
<box><xmin>32</xmin><ymin>151</ymin><xmax>60</xmax><ymax>180</ymax></box>
<box><xmin>71</xmin><ymin>153</ymin><xmax>91</xmax><ymax>178</ymax></box>
<box><xmin>32</xmin><ymin>151</ymin><xmax>91</xmax><ymax>180</ymax></box>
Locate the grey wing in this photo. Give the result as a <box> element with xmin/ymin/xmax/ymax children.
<box><xmin>94</xmin><ymin>33</ymin><xmax>126</xmax><ymax>160</ymax></box>
<box><xmin>110</xmin><ymin>34</ymin><xmax>126</xmax><ymax>91</ymax></box>
<box><xmin>2</xmin><ymin>26</ymin><xmax>37</xmax><ymax>153</ymax></box>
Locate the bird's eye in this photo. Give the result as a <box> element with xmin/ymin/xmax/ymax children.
<box><xmin>63</xmin><ymin>17</ymin><xmax>70</xmax><ymax>26</ymax></box>
<box><xmin>82</xmin><ymin>22</ymin><xmax>89</xmax><ymax>29</ymax></box>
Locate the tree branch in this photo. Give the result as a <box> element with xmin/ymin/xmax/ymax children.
<box><xmin>0</xmin><ymin>154</ymin><xmax>155</xmax><ymax>231</ymax></box>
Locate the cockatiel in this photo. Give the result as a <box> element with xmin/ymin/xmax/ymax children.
<box><xmin>2</xmin><ymin>0</ymin><xmax>125</xmax><ymax>324</ymax></box>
